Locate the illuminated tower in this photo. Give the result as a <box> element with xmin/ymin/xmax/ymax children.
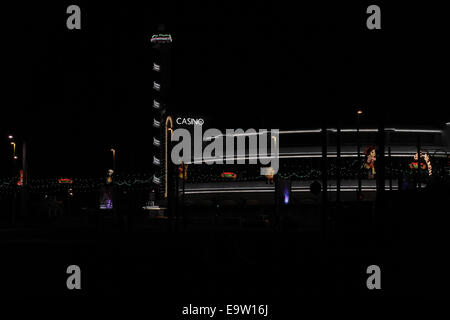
<box><xmin>151</xmin><ymin>25</ymin><xmax>173</xmax><ymax>199</ymax></box>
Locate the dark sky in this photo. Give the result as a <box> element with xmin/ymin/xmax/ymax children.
<box><xmin>1</xmin><ymin>1</ymin><xmax>449</xmax><ymax>177</ymax></box>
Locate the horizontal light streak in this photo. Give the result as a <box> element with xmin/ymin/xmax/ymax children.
<box><xmin>185</xmin><ymin>186</ymin><xmax>398</xmax><ymax>195</ymax></box>
<box><xmin>184</xmin><ymin>152</ymin><xmax>448</xmax><ymax>164</ymax></box>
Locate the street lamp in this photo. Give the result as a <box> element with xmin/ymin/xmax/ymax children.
<box><xmin>110</xmin><ymin>148</ymin><xmax>116</xmax><ymax>171</ymax></box>
<box><xmin>10</xmin><ymin>142</ymin><xmax>16</xmax><ymax>159</ymax></box>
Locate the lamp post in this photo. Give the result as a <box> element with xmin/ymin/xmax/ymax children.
<box><xmin>10</xmin><ymin>142</ymin><xmax>16</xmax><ymax>159</ymax></box>
<box><xmin>110</xmin><ymin>148</ymin><xmax>116</xmax><ymax>171</ymax></box>
<box><xmin>8</xmin><ymin>136</ymin><xmax>17</xmax><ymax>225</ymax></box>
<box><xmin>356</xmin><ymin>109</ymin><xmax>363</xmax><ymax>200</ymax></box>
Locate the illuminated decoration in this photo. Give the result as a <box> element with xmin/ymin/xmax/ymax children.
<box><xmin>153</xmin><ymin>119</ymin><xmax>161</xmax><ymax>128</ymax></box>
<box><xmin>152</xmin><ymin>175</ymin><xmax>161</xmax><ymax>185</ymax></box>
<box><xmin>363</xmin><ymin>146</ymin><xmax>377</xmax><ymax>179</ymax></box>
<box><xmin>17</xmin><ymin>170</ymin><xmax>24</xmax><ymax>186</ymax></box>
<box><xmin>424</xmin><ymin>153</ymin><xmax>433</xmax><ymax>176</ymax></box>
<box><xmin>153</xmin><ymin>137</ymin><xmax>160</xmax><ymax>147</ymax></box>
<box><xmin>151</xmin><ymin>34</ymin><xmax>173</xmax><ymax>43</ymax></box>
<box><xmin>106</xmin><ymin>169</ymin><xmax>114</xmax><ymax>185</ymax></box>
<box><xmin>153</xmin><ymin>81</ymin><xmax>161</xmax><ymax>91</ymax></box>
<box><xmin>264</xmin><ymin>167</ymin><xmax>275</xmax><ymax>184</ymax></box>
<box><xmin>221</xmin><ymin>172</ymin><xmax>237</xmax><ymax>179</ymax></box>
<box><xmin>153</xmin><ymin>156</ymin><xmax>161</xmax><ymax>166</ymax></box>
<box><xmin>58</xmin><ymin>178</ymin><xmax>73</xmax><ymax>184</ymax></box>
<box><xmin>99</xmin><ymin>188</ymin><xmax>113</xmax><ymax>210</ymax></box>
<box><xmin>409</xmin><ymin>152</ymin><xmax>433</xmax><ymax>176</ymax></box>
<box><xmin>178</xmin><ymin>163</ymin><xmax>188</xmax><ymax>180</ymax></box>
<box><xmin>153</xmin><ymin>100</ymin><xmax>160</xmax><ymax>109</ymax></box>
<box><xmin>152</xmin><ymin>63</ymin><xmax>160</xmax><ymax>71</ymax></box>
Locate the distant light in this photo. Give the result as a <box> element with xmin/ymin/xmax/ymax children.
<box><xmin>153</xmin><ymin>63</ymin><xmax>160</xmax><ymax>71</ymax></box>
<box><xmin>280</xmin><ymin>129</ymin><xmax>322</xmax><ymax>134</ymax></box>
<box><xmin>153</xmin><ymin>100</ymin><xmax>160</xmax><ymax>109</ymax></box>
<box><xmin>153</xmin><ymin>156</ymin><xmax>161</xmax><ymax>166</ymax></box>
<box><xmin>284</xmin><ymin>192</ymin><xmax>290</xmax><ymax>204</ymax></box>
<box><xmin>153</xmin><ymin>82</ymin><xmax>161</xmax><ymax>91</ymax></box>
<box><xmin>8</xmin><ymin>135</ymin><xmax>13</xmax><ymax>139</ymax></box>
<box><xmin>357</xmin><ymin>110</ymin><xmax>363</xmax><ymax>115</ymax></box>
<box><xmin>13</xmin><ymin>155</ymin><xmax>18</xmax><ymax>160</ymax></box>
<box><xmin>58</xmin><ymin>178</ymin><xmax>73</xmax><ymax>184</ymax></box>
<box><xmin>388</xmin><ymin>128</ymin><xmax>441</xmax><ymax>133</ymax></box>
<box><xmin>153</xmin><ymin>119</ymin><xmax>161</xmax><ymax>128</ymax></box>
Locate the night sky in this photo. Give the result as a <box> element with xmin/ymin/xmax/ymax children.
<box><xmin>1</xmin><ymin>1</ymin><xmax>449</xmax><ymax>177</ymax></box>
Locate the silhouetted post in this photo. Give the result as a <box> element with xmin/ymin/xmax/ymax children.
<box><xmin>417</xmin><ymin>136</ymin><xmax>421</xmax><ymax>189</ymax></box>
<box><xmin>11</xmin><ymin>156</ymin><xmax>17</xmax><ymax>225</ymax></box>
<box><xmin>388</xmin><ymin>146</ymin><xmax>393</xmax><ymax>191</ymax></box>
<box><xmin>336</xmin><ymin>124</ymin><xmax>341</xmax><ymax>203</ymax></box>
<box><xmin>321</xmin><ymin>124</ymin><xmax>328</xmax><ymax>237</ymax></box>
<box><xmin>357</xmin><ymin>112</ymin><xmax>362</xmax><ymax>200</ymax></box>
<box><xmin>20</xmin><ymin>140</ymin><xmax>28</xmax><ymax>220</ymax></box>
<box><xmin>273</xmin><ymin>174</ymin><xmax>279</xmax><ymax>230</ymax></box>
<box><xmin>376</xmin><ymin>115</ymin><xmax>386</xmax><ymax>231</ymax></box>
<box><xmin>166</xmin><ymin>141</ymin><xmax>173</xmax><ymax>232</ymax></box>
<box><xmin>376</xmin><ymin>121</ymin><xmax>385</xmax><ymax>197</ymax></box>
<box><xmin>182</xmin><ymin>163</ymin><xmax>186</xmax><ymax>229</ymax></box>
<box><xmin>22</xmin><ymin>141</ymin><xmax>28</xmax><ymax>186</ymax></box>
<box><xmin>175</xmin><ymin>166</ymin><xmax>179</xmax><ymax>231</ymax></box>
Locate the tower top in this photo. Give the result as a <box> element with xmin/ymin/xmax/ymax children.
<box><xmin>151</xmin><ymin>33</ymin><xmax>173</xmax><ymax>43</ymax></box>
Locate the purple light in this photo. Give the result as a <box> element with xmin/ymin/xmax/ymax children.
<box><xmin>100</xmin><ymin>199</ymin><xmax>113</xmax><ymax>210</ymax></box>
<box><xmin>284</xmin><ymin>192</ymin><xmax>289</xmax><ymax>204</ymax></box>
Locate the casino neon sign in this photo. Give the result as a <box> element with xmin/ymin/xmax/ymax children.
<box><xmin>176</xmin><ymin>117</ymin><xmax>204</xmax><ymax>126</ymax></box>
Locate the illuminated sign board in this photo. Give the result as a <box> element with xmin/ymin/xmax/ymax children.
<box><xmin>58</xmin><ymin>178</ymin><xmax>73</xmax><ymax>184</ymax></box>
<box><xmin>151</xmin><ymin>34</ymin><xmax>173</xmax><ymax>43</ymax></box>
<box><xmin>221</xmin><ymin>172</ymin><xmax>237</xmax><ymax>179</ymax></box>
<box><xmin>176</xmin><ymin>117</ymin><xmax>204</xmax><ymax>126</ymax></box>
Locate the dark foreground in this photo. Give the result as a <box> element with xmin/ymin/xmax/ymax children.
<box><xmin>1</xmin><ymin>188</ymin><xmax>449</xmax><ymax>303</ymax></box>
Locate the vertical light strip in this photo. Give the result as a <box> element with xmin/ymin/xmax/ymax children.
<box><xmin>165</xmin><ymin>116</ymin><xmax>173</xmax><ymax>198</ymax></box>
